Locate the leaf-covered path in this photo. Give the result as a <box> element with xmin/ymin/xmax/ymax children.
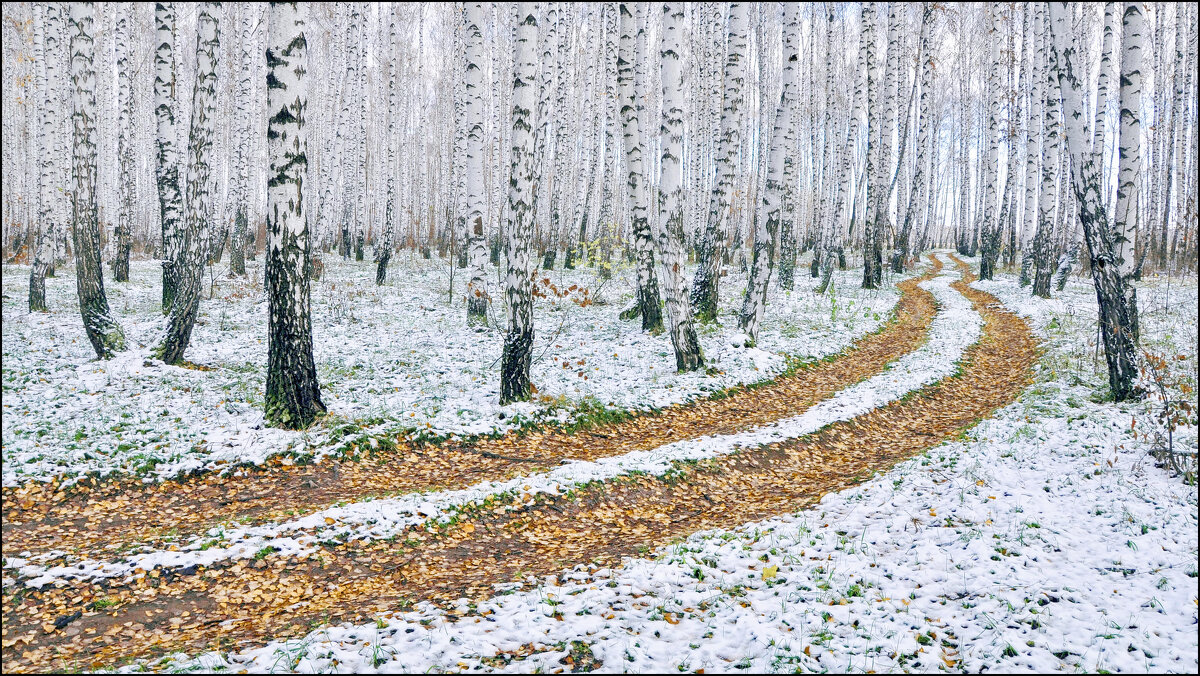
<box><xmin>0</xmin><ymin>255</ymin><xmax>1039</xmax><ymax>672</ymax></box>
<box><xmin>3</xmin><ymin>261</ymin><xmax>940</xmax><ymax>564</ymax></box>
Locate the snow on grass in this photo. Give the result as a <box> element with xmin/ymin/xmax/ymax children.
<box><xmin>1</xmin><ymin>254</ymin><xmax>905</xmax><ymax>486</ymax></box>
<box><xmin>6</xmin><ymin>258</ymin><xmax>968</xmax><ymax>589</ymax></box>
<box><xmin>117</xmin><ymin>263</ymin><xmax>1197</xmax><ymax>674</ymax></box>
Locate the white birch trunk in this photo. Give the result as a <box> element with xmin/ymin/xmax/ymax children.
<box><xmin>618</xmin><ymin>2</ymin><xmax>663</xmax><ymax>333</ymax></box>
<box><xmin>500</xmin><ymin>2</ymin><xmax>538</xmax><ymax>405</ymax></box>
<box><xmin>69</xmin><ymin>1</ymin><xmax>126</xmax><ymax>359</ymax></box>
<box><xmin>656</xmin><ymin>1</ymin><xmax>703</xmax><ymax>372</ymax></box>
<box><xmin>155</xmin><ymin>2</ymin><xmax>183</xmax><ymax>312</ymax></box>
<box><xmin>738</xmin><ymin>3</ymin><xmax>795</xmax><ymax>346</ymax></box>
<box><xmin>464</xmin><ymin>2</ymin><xmax>490</xmax><ymax>323</ymax></box>
<box><xmin>157</xmin><ymin>2</ymin><xmax>220</xmax><ymax>365</ymax></box>
<box><xmin>264</xmin><ymin>0</ymin><xmax>324</xmax><ymax>429</ymax></box>
<box><xmin>1047</xmin><ymin>0</ymin><xmax>1140</xmax><ymax>401</ymax></box>
<box><xmin>691</xmin><ymin>2</ymin><xmax>748</xmax><ymax>322</ymax></box>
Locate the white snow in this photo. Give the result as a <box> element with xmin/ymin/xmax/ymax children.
<box><xmin>8</xmin><ymin>256</ymin><xmax>973</xmax><ymax>589</ymax></box>
<box><xmin>1</xmin><ymin>254</ymin><xmax>904</xmax><ymax>486</ymax></box>
<box><xmin>113</xmin><ymin>262</ymin><xmax>1198</xmax><ymax>674</ymax></box>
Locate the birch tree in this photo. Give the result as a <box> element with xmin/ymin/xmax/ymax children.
<box><xmin>1093</xmin><ymin>2</ymin><xmax>1117</xmax><ymax>185</ymax></box>
<box><xmin>979</xmin><ymin>5</ymin><xmax>1004</xmax><ymax>280</ymax></box>
<box><xmin>864</xmin><ymin>3</ymin><xmax>899</xmax><ymax>289</ymax></box>
<box><xmin>818</xmin><ymin>3</ymin><xmax>867</xmax><ymax>293</ymax></box>
<box><xmin>894</xmin><ymin>4</ymin><xmax>935</xmax><ymax>272</ymax></box>
<box><xmin>156</xmin><ymin>2</ymin><xmax>219</xmax><ymax>365</ymax></box>
<box><xmin>618</xmin><ymin>2</ymin><xmax>663</xmax><ymax>333</ymax></box>
<box><xmin>68</xmin><ymin>1</ymin><xmax>126</xmax><ymax>359</ymax></box>
<box><xmin>1020</xmin><ymin>1</ymin><xmax>1041</xmax><ymax>287</ymax></box>
<box><xmin>376</xmin><ymin>5</ymin><xmax>399</xmax><ymax>286</ymax></box>
<box><xmin>109</xmin><ymin>2</ymin><xmax>134</xmax><ymax>282</ymax></box>
<box><xmin>462</xmin><ymin>2</ymin><xmax>490</xmax><ymax>324</ymax></box>
<box><xmin>1047</xmin><ymin>1</ymin><xmax>1140</xmax><ymax>401</ymax></box>
<box><xmin>656</xmin><ymin>1</ymin><xmax>704</xmax><ymax>372</ymax></box>
<box><xmin>29</xmin><ymin>3</ymin><xmax>65</xmax><ymax>312</ymax></box>
<box><xmin>738</xmin><ymin>3</ymin><xmax>797</xmax><ymax>346</ymax></box>
<box><xmin>264</xmin><ymin>1</ymin><xmax>324</xmax><ymax>428</ymax></box>
<box><xmin>500</xmin><ymin>2</ymin><xmax>538</xmax><ymax>405</ymax></box>
<box><xmin>692</xmin><ymin>2</ymin><xmax>748</xmax><ymax>322</ymax></box>
<box><xmin>776</xmin><ymin>1</ymin><xmax>800</xmax><ymax>289</ymax></box>
<box><xmin>860</xmin><ymin>2</ymin><xmax>882</xmax><ymax>289</ymax></box>
<box><xmin>1031</xmin><ymin>2</ymin><xmax>1057</xmax><ymax>298</ymax></box>
<box><xmin>229</xmin><ymin>2</ymin><xmax>254</xmax><ymax>277</ymax></box>
<box><xmin>155</xmin><ymin>2</ymin><xmax>183</xmax><ymax>312</ymax></box>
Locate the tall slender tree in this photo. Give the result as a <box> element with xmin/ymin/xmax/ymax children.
<box><xmin>156</xmin><ymin>2</ymin><xmax>220</xmax><ymax>365</ymax></box>
<box><xmin>895</xmin><ymin>4</ymin><xmax>936</xmax><ymax>272</ymax></box>
<box><xmin>229</xmin><ymin>2</ymin><xmax>254</xmax><ymax>277</ymax></box>
<box><xmin>110</xmin><ymin>2</ymin><xmax>134</xmax><ymax>282</ymax></box>
<box><xmin>691</xmin><ymin>2</ymin><xmax>748</xmax><ymax>322</ymax></box>
<box><xmin>618</xmin><ymin>2</ymin><xmax>663</xmax><ymax>333</ymax></box>
<box><xmin>29</xmin><ymin>3</ymin><xmax>64</xmax><ymax>312</ymax></box>
<box><xmin>860</xmin><ymin>1</ymin><xmax>882</xmax><ymax>289</ymax></box>
<box><xmin>979</xmin><ymin>5</ymin><xmax>1004</xmax><ymax>280</ymax></box>
<box><xmin>864</xmin><ymin>3</ymin><xmax>898</xmax><ymax>289</ymax></box>
<box><xmin>463</xmin><ymin>2</ymin><xmax>490</xmax><ymax>324</ymax></box>
<box><xmin>68</xmin><ymin>1</ymin><xmax>126</xmax><ymax>359</ymax></box>
<box><xmin>1020</xmin><ymin>1</ymin><xmax>1042</xmax><ymax>287</ymax></box>
<box><xmin>776</xmin><ymin>1</ymin><xmax>801</xmax><ymax>289</ymax></box>
<box><xmin>739</xmin><ymin>3</ymin><xmax>797</xmax><ymax>346</ymax></box>
<box><xmin>656</xmin><ymin>1</ymin><xmax>704</xmax><ymax>372</ymax></box>
<box><xmin>155</xmin><ymin>2</ymin><xmax>183</xmax><ymax>312</ymax></box>
<box><xmin>264</xmin><ymin>0</ymin><xmax>324</xmax><ymax>428</ymax></box>
<box><xmin>1093</xmin><ymin>2</ymin><xmax>1117</xmax><ymax>187</ymax></box>
<box><xmin>500</xmin><ymin>2</ymin><xmax>538</xmax><ymax>405</ymax></box>
<box><xmin>1047</xmin><ymin>1</ymin><xmax>1140</xmax><ymax>401</ymax></box>
<box><xmin>1031</xmin><ymin>2</ymin><xmax>1058</xmax><ymax>298</ymax></box>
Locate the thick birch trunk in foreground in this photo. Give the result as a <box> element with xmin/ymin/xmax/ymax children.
<box><xmin>155</xmin><ymin>2</ymin><xmax>183</xmax><ymax>313</ymax></box>
<box><xmin>656</xmin><ymin>2</ymin><xmax>703</xmax><ymax>372</ymax></box>
<box><xmin>463</xmin><ymin>2</ymin><xmax>490</xmax><ymax>324</ymax></box>
<box><xmin>618</xmin><ymin>3</ymin><xmax>663</xmax><ymax>333</ymax></box>
<box><xmin>691</xmin><ymin>2</ymin><xmax>748</xmax><ymax>322</ymax></box>
<box><xmin>1048</xmin><ymin>1</ymin><xmax>1140</xmax><ymax>401</ymax></box>
<box><xmin>69</xmin><ymin>1</ymin><xmax>125</xmax><ymax>360</ymax></box>
<box><xmin>157</xmin><ymin>3</ymin><xmax>220</xmax><ymax>365</ymax></box>
<box><xmin>1112</xmin><ymin>2</ymin><xmax>1142</xmax><ymax>337</ymax></box>
<box><xmin>264</xmin><ymin>1</ymin><xmax>325</xmax><ymax>429</ymax></box>
<box><xmin>500</xmin><ymin>3</ymin><xmax>538</xmax><ymax>405</ymax></box>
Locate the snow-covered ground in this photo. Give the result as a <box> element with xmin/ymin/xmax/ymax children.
<box><xmin>1</xmin><ymin>254</ymin><xmax>905</xmax><ymax>486</ymax></box>
<box><xmin>6</xmin><ymin>259</ymin><xmax>973</xmax><ymax>589</ymax></box>
<box><xmin>115</xmin><ymin>264</ymin><xmax>1198</xmax><ymax>674</ymax></box>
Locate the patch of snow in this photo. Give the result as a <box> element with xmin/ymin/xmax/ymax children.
<box><xmin>11</xmin><ymin>258</ymin><xmax>977</xmax><ymax>592</ymax></box>
<box><xmin>2</xmin><ymin>254</ymin><xmax>905</xmax><ymax>486</ymax></box>
<box><xmin>116</xmin><ymin>263</ymin><xmax>1197</xmax><ymax>675</ymax></box>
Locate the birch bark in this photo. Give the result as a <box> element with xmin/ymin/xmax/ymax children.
<box><xmin>69</xmin><ymin>1</ymin><xmax>126</xmax><ymax>359</ymax></box>
<box><xmin>500</xmin><ymin>2</ymin><xmax>538</xmax><ymax>405</ymax></box>
<box><xmin>264</xmin><ymin>1</ymin><xmax>325</xmax><ymax>428</ymax></box>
